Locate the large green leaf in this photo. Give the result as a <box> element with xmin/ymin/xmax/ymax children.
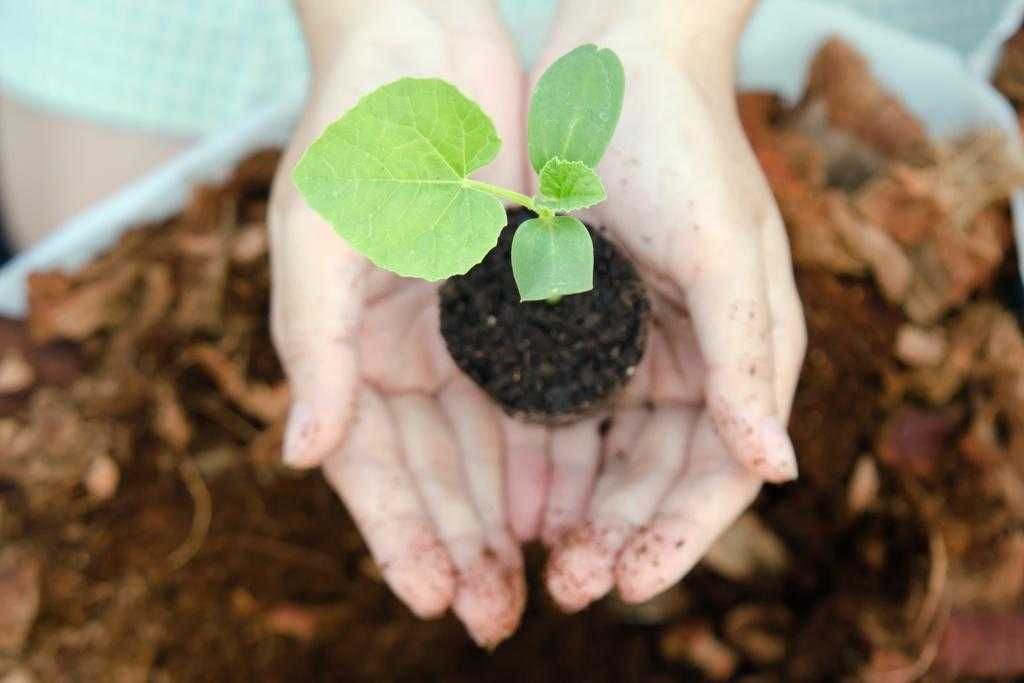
<box><xmin>536</xmin><ymin>157</ymin><xmax>606</xmax><ymax>212</ymax></box>
<box><xmin>511</xmin><ymin>216</ymin><xmax>594</xmax><ymax>301</ymax></box>
<box><xmin>292</xmin><ymin>77</ymin><xmax>507</xmax><ymax>281</ymax></box>
<box><xmin>527</xmin><ymin>44</ymin><xmax>625</xmax><ymax>173</ymax></box>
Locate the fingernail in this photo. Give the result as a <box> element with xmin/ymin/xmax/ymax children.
<box><xmin>283</xmin><ymin>403</ymin><xmax>316</xmax><ymax>467</ymax></box>
<box><xmin>760</xmin><ymin>417</ymin><xmax>799</xmax><ymax>482</ymax></box>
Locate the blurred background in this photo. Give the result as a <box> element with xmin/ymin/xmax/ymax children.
<box><xmin>3</xmin><ymin>1</ymin><xmax>1024</xmax><ymax>681</ymax></box>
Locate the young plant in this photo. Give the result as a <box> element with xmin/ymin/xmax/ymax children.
<box><xmin>293</xmin><ymin>44</ymin><xmax>624</xmax><ymax>302</ymax></box>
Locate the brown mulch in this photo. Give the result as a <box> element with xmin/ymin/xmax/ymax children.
<box><xmin>2</xmin><ymin>37</ymin><xmax>1024</xmax><ymax>682</ymax></box>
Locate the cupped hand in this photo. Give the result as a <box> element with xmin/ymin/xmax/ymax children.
<box><xmin>523</xmin><ymin>3</ymin><xmax>808</xmax><ymax>611</ymax></box>
<box><xmin>269</xmin><ymin>1</ymin><xmax>529</xmax><ymax>647</ymax></box>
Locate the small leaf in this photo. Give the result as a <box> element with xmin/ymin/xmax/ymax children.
<box><xmin>528</xmin><ymin>44</ymin><xmax>625</xmax><ymax>173</ymax></box>
<box><xmin>293</xmin><ymin>77</ymin><xmax>507</xmax><ymax>281</ymax></box>
<box><xmin>536</xmin><ymin>157</ymin><xmax>607</xmax><ymax>212</ymax></box>
<box><xmin>511</xmin><ymin>216</ymin><xmax>594</xmax><ymax>301</ymax></box>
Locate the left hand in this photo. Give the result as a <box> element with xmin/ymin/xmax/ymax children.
<box><xmin>514</xmin><ymin>0</ymin><xmax>808</xmax><ymax>610</ymax></box>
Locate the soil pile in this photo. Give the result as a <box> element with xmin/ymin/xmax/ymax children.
<box><xmin>440</xmin><ymin>208</ymin><xmax>648</xmax><ymax>423</ymax></box>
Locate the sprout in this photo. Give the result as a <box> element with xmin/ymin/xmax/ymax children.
<box><xmin>293</xmin><ymin>44</ymin><xmax>624</xmax><ymax>302</ymax></box>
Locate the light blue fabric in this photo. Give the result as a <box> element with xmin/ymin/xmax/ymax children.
<box><xmin>0</xmin><ymin>0</ymin><xmax>1017</xmax><ymax>136</ymax></box>
<box><xmin>498</xmin><ymin>0</ymin><xmax>559</xmax><ymax>69</ymax></box>
<box><xmin>0</xmin><ymin>0</ymin><xmax>308</xmax><ymax>137</ymax></box>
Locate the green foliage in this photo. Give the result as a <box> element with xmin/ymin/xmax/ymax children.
<box><xmin>511</xmin><ymin>216</ymin><xmax>594</xmax><ymax>301</ymax></box>
<box><xmin>536</xmin><ymin>157</ymin><xmax>606</xmax><ymax>212</ymax></box>
<box><xmin>293</xmin><ymin>45</ymin><xmax>625</xmax><ymax>302</ymax></box>
<box><xmin>292</xmin><ymin>78</ymin><xmax>506</xmax><ymax>281</ymax></box>
<box><xmin>527</xmin><ymin>44</ymin><xmax>625</xmax><ymax>173</ymax></box>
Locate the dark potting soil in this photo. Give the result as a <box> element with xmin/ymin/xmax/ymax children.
<box><xmin>439</xmin><ymin>209</ymin><xmax>649</xmax><ymax>423</ymax></box>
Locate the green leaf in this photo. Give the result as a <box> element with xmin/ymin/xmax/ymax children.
<box><xmin>527</xmin><ymin>44</ymin><xmax>625</xmax><ymax>174</ymax></box>
<box><xmin>292</xmin><ymin>77</ymin><xmax>507</xmax><ymax>281</ymax></box>
<box><xmin>511</xmin><ymin>216</ymin><xmax>594</xmax><ymax>302</ymax></box>
<box><xmin>536</xmin><ymin>157</ymin><xmax>607</xmax><ymax>212</ymax></box>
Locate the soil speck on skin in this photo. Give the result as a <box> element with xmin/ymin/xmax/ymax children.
<box><xmin>439</xmin><ymin>209</ymin><xmax>649</xmax><ymax>423</ymax></box>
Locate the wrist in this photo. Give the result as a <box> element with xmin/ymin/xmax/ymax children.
<box><xmin>295</xmin><ymin>0</ymin><xmax>506</xmax><ymax>73</ymax></box>
<box><xmin>550</xmin><ymin>0</ymin><xmax>755</xmax><ymax>86</ymax></box>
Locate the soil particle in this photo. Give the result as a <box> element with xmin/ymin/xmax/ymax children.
<box><xmin>439</xmin><ymin>209</ymin><xmax>649</xmax><ymax>423</ymax></box>
<box><xmin>0</xmin><ymin>546</ymin><xmax>41</xmax><ymax>655</ymax></box>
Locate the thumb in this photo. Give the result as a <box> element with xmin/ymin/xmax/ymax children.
<box><xmin>269</xmin><ymin>185</ymin><xmax>365</xmax><ymax>469</ymax></box>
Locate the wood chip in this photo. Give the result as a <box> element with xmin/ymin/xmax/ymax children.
<box><xmin>803</xmin><ymin>37</ymin><xmax>933</xmax><ymax>163</ymax></box>
<box><xmin>894</xmin><ymin>325</ymin><xmax>947</xmax><ymax>367</ymax></box>
<box><xmin>877</xmin><ymin>407</ymin><xmax>962</xmax><ymax>478</ymax></box>
<box><xmin>0</xmin><ymin>348</ymin><xmax>35</xmax><ymax>394</ymax></box>
<box><xmin>703</xmin><ymin>513</ymin><xmax>790</xmax><ymax>581</ymax></box>
<box><xmin>660</xmin><ymin>620</ymin><xmax>738</xmax><ymax>681</ymax></box>
<box><xmin>185</xmin><ymin>344</ymin><xmax>290</xmax><ymax>424</ymax></box>
<box><xmin>0</xmin><ymin>546</ymin><xmax>41</xmax><ymax>655</ymax></box>
<box><xmin>27</xmin><ymin>263</ymin><xmax>140</xmax><ymax>342</ymax></box>
<box><xmin>151</xmin><ymin>381</ymin><xmax>192</xmax><ymax>451</ymax></box>
<box><xmin>847</xmin><ymin>454</ymin><xmax>880</xmax><ymax>516</ymax></box>
<box><xmin>936</xmin><ymin>611</ymin><xmax>1024</xmax><ymax>678</ymax></box>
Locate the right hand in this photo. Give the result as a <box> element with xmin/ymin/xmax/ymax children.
<box><xmin>523</xmin><ymin>0</ymin><xmax>807</xmax><ymax>610</ymax></box>
<box><xmin>270</xmin><ymin>0</ymin><xmax>530</xmax><ymax>647</ymax></box>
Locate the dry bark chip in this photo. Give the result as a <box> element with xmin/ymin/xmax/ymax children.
<box><xmin>877</xmin><ymin>407</ymin><xmax>962</xmax><ymax>478</ymax></box>
<box><xmin>702</xmin><ymin>513</ymin><xmax>790</xmax><ymax>581</ymax></box>
<box><xmin>0</xmin><ymin>348</ymin><xmax>35</xmax><ymax>394</ymax></box>
<box><xmin>660</xmin><ymin>620</ymin><xmax>738</xmax><ymax>681</ymax></box>
<box><xmin>0</xmin><ymin>546</ymin><xmax>41</xmax><ymax>656</ymax></box>
<box><xmin>27</xmin><ymin>263</ymin><xmax>140</xmax><ymax>343</ymax></box>
<box><xmin>804</xmin><ymin>37</ymin><xmax>933</xmax><ymax>163</ymax></box>
<box><xmin>185</xmin><ymin>344</ymin><xmax>290</xmax><ymax>424</ymax></box>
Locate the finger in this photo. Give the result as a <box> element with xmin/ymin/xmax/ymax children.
<box><xmin>545</xmin><ymin>407</ymin><xmax>697</xmax><ymax>612</ymax></box>
<box><xmin>760</xmin><ymin>211</ymin><xmax>807</xmax><ymax>420</ymax></box>
<box><xmin>390</xmin><ymin>393</ymin><xmax>522</xmax><ymax>647</ymax></box>
<box><xmin>541</xmin><ymin>417</ymin><xmax>604</xmax><ymax>547</ymax></box>
<box><xmin>270</xmin><ymin>193</ymin><xmax>365</xmax><ymax>469</ymax></box>
<box><xmin>502</xmin><ymin>419</ymin><xmax>551</xmax><ymax>543</ymax></box>
<box><xmin>680</xmin><ymin>221</ymin><xmax>797</xmax><ymax>483</ymax></box>
<box><xmin>440</xmin><ymin>378</ymin><xmax>523</xmax><ymax>569</ymax></box>
<box><xmin>440</xmin><ymin>378</ymin><xmax>527</xmax><ymax>642</ymax></box>
<box><xmin>614</xmin><ymin>414</ymin><xmax>762</xmax><ymax>603</ymax></box>
<box><xmin>321</xmin><ymin>387</ymin><xmax>454</xmax><ymax>618</ymax></box>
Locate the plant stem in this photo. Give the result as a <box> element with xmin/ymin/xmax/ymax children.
<box><xmin>463</xmin><ymin>179</ymin><xmax>557</xmax><ymax>222</ymax></box>
<box><xmin>464</xmin><ymin>179</ymin><xmax>535</xmax><ymax>209</ymax></box>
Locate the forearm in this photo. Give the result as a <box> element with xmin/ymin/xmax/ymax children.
<box><xmin>294</xmin><ymin>0</ymin><xmax>506</xmax><ymax>75</ymax></box>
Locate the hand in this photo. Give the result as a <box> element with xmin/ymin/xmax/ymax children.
<box><xmin>523</xmin><ymin>0</ymin><xmax>807</xmax><ymax>610</ymax></box>
<box><xmin>270</xmin><ymin>0</ymin><xmax>529</xmax><ymax>646</ymax></box>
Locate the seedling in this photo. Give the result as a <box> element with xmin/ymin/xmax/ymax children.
<box><xmin>293</xmin><ymin>44</ymin><xmax>624</xmax><ymax>302</ymax></box>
